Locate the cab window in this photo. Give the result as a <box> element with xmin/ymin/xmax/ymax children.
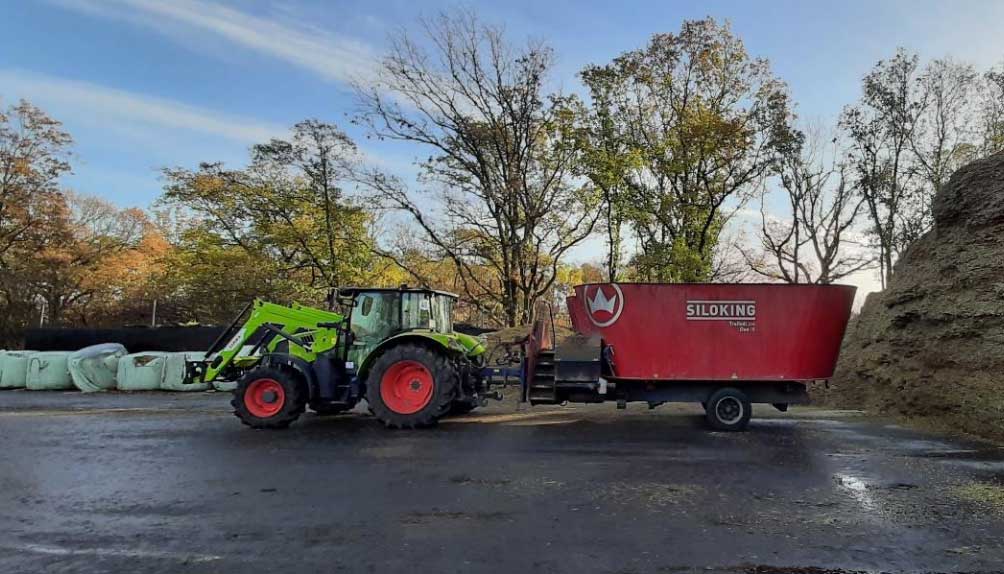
<box><xmin>401</xmin><ymin>292</ymin><xmax>431</xmax><ymax>330</ymax></box>
<box><xmin>350</xmin><ymin>292</ymin><xmax>400</xmax><ymax>343</ymax></box>
<box><xmin>433</xmin><ymin>295</ymin><xmax>453</xmax><ymax>334</ymax></box>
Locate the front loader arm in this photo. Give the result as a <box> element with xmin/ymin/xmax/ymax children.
<box><xmin>197</xmin><ymin>299</ymin><xmax>345</xmax><ymax>384</ymax></box>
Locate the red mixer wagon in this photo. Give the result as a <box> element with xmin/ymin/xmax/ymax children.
<box><xmin>521</xmin><ymin>283</ymin><xmax>856</xmax><ymax>431</ymax></box>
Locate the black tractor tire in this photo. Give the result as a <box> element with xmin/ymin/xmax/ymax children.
<box><xmin>365</xmin><ymin>344</ymin><xmax>458</xmax><ymax>429</ymax></box>
<box><xmin>232</xmin><ymin>366</ymin><xmax>308</xmax><ymax>429</ymax></box>
<box><xmin>704</xmin><ymin>387</ymin><xmax>752</xmax><ymax>432</ymax></box>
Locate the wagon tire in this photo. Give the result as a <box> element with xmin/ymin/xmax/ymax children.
<box><xmin>232</xmin><ymin>366</ymin><xmax>307</xmax><ymax>429</ymax></box>
<box><xmin>365</xmin><ymin>344</ymin><xmax>458</xmax><ymax>429</ymax></box>
<box><xmin>705</xmin><ymin>387</ymin><xmax>751</xmax><ymax>432</ymax></box>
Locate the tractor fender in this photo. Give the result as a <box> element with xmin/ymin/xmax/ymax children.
<box><xmin>260</xmin><ymin>353</ymin><xmax>320</xmax><ymax>400</ymax></box>
<box><xmin>356</xmin><ymin>333</ymin><xmax>459</xmax><ymax>386</ymax></box>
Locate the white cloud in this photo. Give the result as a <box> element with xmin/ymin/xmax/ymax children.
<box><xmin>49</xmin><ymin>0</ymin><xmax>379</xmax><ymax>84</ymax></box>
<box><xmin>0</xmin><ymin>69</ymin><xmax>284</xmax><ymax>143</ymax></box>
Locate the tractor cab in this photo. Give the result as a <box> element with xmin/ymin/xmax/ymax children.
<box><xmin>340</xmin><ymin>287</ymin><xmax>459</xmax><ymax>364</ymax></box>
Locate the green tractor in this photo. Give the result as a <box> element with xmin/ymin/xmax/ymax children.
<box><xmin>190</xmin><ymin>287</ymin><xmax>493</xmax><ymax>429</ymax></box>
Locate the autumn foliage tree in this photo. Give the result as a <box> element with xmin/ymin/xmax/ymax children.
<box><xmin>0</xmin><ymin>100</ymin><xmax>71</xmax><ymax>342</ymax></box>
<box><xmin>580</xmin><ymin>19</ymin><xmax>799</xmax><ymax>282</ymax></box>
<box><xmin>159</xmin><ymin>120</ymin><xmax>379</xmax><ymax>323</ymax></box>
<box><xmin>0</xmin><ymin>100</ymin><xmax>169</xmax><ymax>342</ymax></box>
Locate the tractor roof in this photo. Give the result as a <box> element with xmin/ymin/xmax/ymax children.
<box><xmin>338</xmin><ymin>286</ymin><xmax>459</xmax><ymax>299</ymax></box>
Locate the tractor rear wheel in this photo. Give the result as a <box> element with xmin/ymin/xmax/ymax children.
<box><xmin>705</xmin><ymin>387</ymin><xmax>752</xmax><ymax>432</ymax></box>
<box><xmin>232</xmin><ymin>366</ymin><xmax>307</xmax><ymax>429</ymax></box>
<box><xmin>366</xmin><ymin>344</ymin><xmax>457</xmax><ymax>429</ymax></box>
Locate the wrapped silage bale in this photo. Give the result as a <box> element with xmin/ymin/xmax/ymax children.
<box><xmin>68</xmin><ymin>343</ymin><xmax>128</xmax><ymax>393</ymax></box>
<box><xmin>0</xmin><ymin>351</ymin><xmax>35</xmax><ymax>389</ymax></box>
<box><xmin>213</xmin><ymin>380</ymin><xmax>238</xmax><ymax>392</ymax></box>
<box><xmin>116</xmin><ymin>352</ymin><xmax>169</xmax><ymax>391</ymax></box>
<box><xmin>159</xmin><ymin>352</ymin><xmax>210</xmax><ymax>392</ymax></box>
<box><xmin>26</xmin><ymin>351</ymin><xmax>75</xmax><ymax>390</ymax></box>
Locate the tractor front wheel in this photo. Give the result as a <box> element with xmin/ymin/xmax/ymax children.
<box><xmin>366</xmin><ymin>344</ymin><xmax>457</xmax><ymax>429</ymax></box>
<box><xmin>232</xmin><ymin>366</ymin><xmax>307</xmax><ymax>429</ymax></box>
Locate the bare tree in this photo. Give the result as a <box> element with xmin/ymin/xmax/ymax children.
<box><xmin>841</xmin><ymin>51</ymin><xmax>990</xmax><ymax>288</ymax></box>
<box><xmin>744</xmin><ymin>130</ymin><xmax>874</xmax><ymax>284</ymax></box>
<box><xmin>979</xmin><ymin>63</ymin><xmax>1004</xmax><ymax>155</ymax></box>
<box><xmin>710</xmin><ymin>230</ymin><xmax>757</xmax><ymax>283</ymax></box>
<box><xmin>354</xmin><ymin>11</ymin><xmax>598</xmax><ymax>327</ymax></box>
<box><xmin>840</xmin><ymin>49</ymin><xmax>925</xmax><ymax>288</ymax></box>
<box><xmin>910</xmin><ymin>58</ymin><xmax>980</xmax><ymax>202</ymax></box>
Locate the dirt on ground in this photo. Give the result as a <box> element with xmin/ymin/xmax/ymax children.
<box><xmin>818</xmin><ymin>151</ymin><xmax>1004</xmax><ymax>441</ymax></box>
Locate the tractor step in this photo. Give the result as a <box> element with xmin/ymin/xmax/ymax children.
<box><xmin>528</xmin><ymin>351</ymin><xmax>558</xmax><ymax>404</ymax></box>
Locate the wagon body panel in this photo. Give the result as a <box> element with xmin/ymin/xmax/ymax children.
<box><xmin>566</xmin><ymin>283</ymin><xmax>855</xmax><ymax>382</ymax></box>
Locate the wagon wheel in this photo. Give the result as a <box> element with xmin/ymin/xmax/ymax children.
<box><xmin>705</xmin><ymin>387</ymin><xmax>752</xmax><ymax>431</ymax></box>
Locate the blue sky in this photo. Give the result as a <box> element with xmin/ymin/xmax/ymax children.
<box><xmin>2</xmin><ymin>0</ymin><xmax>1004</xmax><ymax>298</ymax></box>
<box><xmin>3</xmin><ymin>0</ymin><xmax>1004</xmax><ymax>208</ymax></box>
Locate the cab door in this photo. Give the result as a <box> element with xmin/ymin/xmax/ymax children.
<box><xmin>348</xmin><ymin>292</ymin><xmax>401</xmax><ymax>365</ymax></box>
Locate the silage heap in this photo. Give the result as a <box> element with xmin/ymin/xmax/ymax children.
<box><xmin>828</xmin><ymin>151</ymin><xmax>1004</xmax><ymax>440</ymax></box>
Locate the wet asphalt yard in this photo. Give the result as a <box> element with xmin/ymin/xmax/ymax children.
<box><xmin>2</xmin><ymin>392</ymin><xmax>1004</xmax><ymax>574</ymax></box>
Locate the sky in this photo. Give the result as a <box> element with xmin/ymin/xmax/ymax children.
<box><xmin>3</xmin><ymin>0</ymin><xmax>1004</xmax><ymax>301</ymax></box>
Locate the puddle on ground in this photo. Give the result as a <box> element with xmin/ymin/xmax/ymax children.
<box><xmin>834</xmin><ymin>473</ymin><xmax>878</xmax><ymax>512</ymax></box>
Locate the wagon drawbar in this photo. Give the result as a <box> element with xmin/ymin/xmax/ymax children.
<box><xmin>521</xmin><ymin>283</ymin><xmax>856</xmax><ymax>431</ymax></box>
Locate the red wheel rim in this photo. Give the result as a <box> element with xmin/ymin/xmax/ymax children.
<box><xmin>245</xmin><ymin>378</ymin><xmax>286</xmax><ymax>418</ymax></box>
<box><xmin>380</xmin><ymin>360</ymin><xmax>434</xmax><ymax>415</ymax></box>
